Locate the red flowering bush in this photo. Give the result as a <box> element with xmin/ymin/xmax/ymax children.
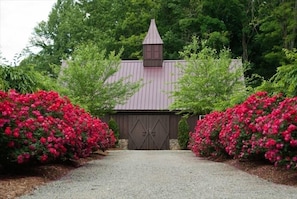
<box><xmin>255</xmin><ymin>97</ymin><xmax>297</xmax><ymax>169</ymax></box>
<box><xmin>0</xmin><ymin>90</ymin><xmax>115</xmax><ymax>165</ymax></box>
<box><xmin>189</xmin><ymin>92</ymin><xmax>287</xmax><ymax>162</ymax></box>
<box><xmin>189</xmin><ymin>111</ymin><xmax>226</xmax><ymax>157</ymax></box>
<box><xmin>219</xmin><ymin>92</ymin><xmax>283</xmax><ymax>159</ymax></box>
<box><xmin>190</xmin><ymin>91</ymin><xmax>297</xmax><ymax>169</ymax></box>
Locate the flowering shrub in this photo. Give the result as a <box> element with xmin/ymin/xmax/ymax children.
<box><xmin>189</xmin><ymin>91</ymin><xmax>297</xmax><ymax>170</ymax></box>
<box><xmin>256</xmin><ymin>97</ymin><xmax>297</xmax><ymax>169</ymax></box>
<box><xmin>189</xmin><ymin>111</ymin><xmax>226</xmax><ymax>157</ymax></box>
<box><xmin>190</xmin><ymin>92</ymin><xmax>283</xmax><ymax>159</ymax></box>
<box><xmin>0</xmin><ymin>90</ymin><xmax>115</xmax><ymax>165</ymax></box>
<box><xmin>219</xmin><ymin>92</ymin><xmax>283</xmax><ymax>159</ymax></box>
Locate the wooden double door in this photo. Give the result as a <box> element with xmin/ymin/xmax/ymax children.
<box><xmin>128</xmin><ymin>115</ymin><xmax>169</xmax><ymax>150</ymax></box>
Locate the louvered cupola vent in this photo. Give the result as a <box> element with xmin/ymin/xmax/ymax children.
<box><xmin>142</xmin><ymin>19</ymin><xmax>163</xmax><ymax>67</ymax></box>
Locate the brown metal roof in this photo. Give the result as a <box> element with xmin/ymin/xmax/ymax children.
<box><xmin>142</xmin><ymin>19</ymin><xmax>163</xmax><ymax>45</ymax></box>
<box><xmin>108</xmin><ymin>60</ymin><xmax>184</xmax><ymax>111</ymax></box>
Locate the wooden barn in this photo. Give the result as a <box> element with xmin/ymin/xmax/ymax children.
<box><xmin>106</xmin><ymin>19</ymin><xmax>241</xmax><ymax>150</ymax></box>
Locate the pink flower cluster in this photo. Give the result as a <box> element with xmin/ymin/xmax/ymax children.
<box><xmin>189</xmin><ymin>92</ymin><xmax>297</xmax><ymax>169</ymax></box>
<box><xmin>255</xmin><ymin>97</ymin><xmax>297</xmax><ymax>168</ymax></box>
<box><xmin>0</xmin><ymin>90</ymin><xmax>115</xmax><ymax>165</ymax></box>
<box><xmin>189</xmin><ymin>111</ymin><xmax>225</xmax><ymax>157</ymax></box>
<box><xmin>219</xmin><ymin>92</ymin><xmax>283</xmax><ymax>158</ymax></box>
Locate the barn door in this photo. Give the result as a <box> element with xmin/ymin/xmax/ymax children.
<box><xmin>128</xmin><ymin>115</ymin><xmax>169</xmax><ymax>150</ymax></box>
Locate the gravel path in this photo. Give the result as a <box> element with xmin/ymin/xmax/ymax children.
<box><xmin>19</xmin><ymin>150</ymin><xmax>297</xmax><ymax>199</ymax></box>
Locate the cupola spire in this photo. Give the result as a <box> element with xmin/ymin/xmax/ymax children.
<box><xmin>142</xmin><ymin>19</ymin><xmax>163</xmax><ymax>67</ymax></box>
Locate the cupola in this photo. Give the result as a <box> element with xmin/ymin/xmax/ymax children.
<box><xmin>142</xmin><ymin>19</ymin><xmax>163</xmax><ymax>67</ymax></box>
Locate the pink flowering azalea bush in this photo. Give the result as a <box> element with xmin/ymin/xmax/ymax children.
<box><xmin>0</xmin><ymin>90</ymin><xmax>116</xmax><ymax>165</ymax></box>
<box><xmin>255</xmin><ymin>97</ymin><xmax>297</xmax><ymax>169</ymax></box>
<box><xmin>219</xmin><ymin>92</ymin><xmax>283</xmax><ymax>159</ymax></box>
<box><xmin>189</xmin><ymin>91</ymin><xmax>297</xmax><ymax>169</ymax></box>
<box><xmin>189</xmin><ymin>111</ymin><xmax>226</xmax><ymax>157</ymax></box>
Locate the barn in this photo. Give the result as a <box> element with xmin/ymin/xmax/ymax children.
<box><xmin>106</xmin><ymin>19</ymin><xmax>241</xmax><ymax>150</ymax></box>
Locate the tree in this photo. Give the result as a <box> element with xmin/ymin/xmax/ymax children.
<box><xmin>29</xmin><ymin>0</ymin><xmax>87</xmax><ymax>76</ymax></box>
<box><xmin>170</xmin><ymin>37</ymin><xmax>246</xmax><ymax>114</ymax></box>
<box><xmin>157</xmin><ymin>0</ymin><xmax>230</xmax><ymax>59</ymax></box>
<box><xmin>1</xmin><ymin>66</ymin><xmax>36</xmax><ymax>93</ymax></box>
<box><xmin>256</xmin><ymin>48</ymin><xmax>297</xmax><ymax>97</ymax></box>
<box><xmin>271</xmin><ymin>48</ymin><xmax>297</xmax><ymax>97</ymax></box>
<box><xmin>229</xmin><ymin>0</ymin><xmax>264</xmax><ymax>63</ymax></box>
<box><xmin>0</xmin><ymin>63</ymin><xmax>59</xmax><ymax>93</ymax></box>
<box><xmin>28</xmin><ymin>0</ymin><xmax>162</xmax><ymax>74</ymax></box>
<box><xmin>0</xmin><ymin>68</ymin><xmax>6</xmax><ymax>91</ymax></box>
<box><xmin>252</xmin><ymin>0</ymin><xmax>297</xmax><ymax>79</ymax></box>
<box><xmin>25</xmin><ymin>0</ymin><xmax>297</xmax><ymax>84</ymax></box>
<box><xmin>58</xmin><ymin>42</ymin><xmax>142</xmax><ymax>117</ymax></box>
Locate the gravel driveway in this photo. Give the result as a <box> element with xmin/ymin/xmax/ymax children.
<box><xmin>19</xmin><ymin>150</ymin><xmax>297</xmax><ymax>199</ymax></box>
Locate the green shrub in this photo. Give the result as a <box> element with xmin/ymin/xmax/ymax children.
<box><xmin>1</xmin><ymin>66</ymin><xmax>36</xmax><ymax>93</ymax></box>
<box><xmin>108</xmin><ymin>117</ymin><xmax>119</xmax><ymax>146</ymax></box>
<box><xmin>0</xmin><ymin>65</ymin><xmax>58</xmax><ymax>93</ymax></box>
<box><xmin>255</xmin><ymin>49</ymin><xmax>297</xmax><ymax>97</ymax></box>
<box><xmin>178</xmin><ymin>116</ymin><xmax>190</xmax><ymax>149</ymax></box>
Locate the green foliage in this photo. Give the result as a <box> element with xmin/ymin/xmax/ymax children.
<box><xmin>108</xmin><ymin>117</ymin><xmax>120</xmax><ymax>145</ymax></box>
<box><xmin>58</xmin><ymin>42</ymin><xmax>142</xmax><ymax>117</ymax></box>
<box><xmin>178</xmin><ymin>116</ymin><xmax>190</xmax><ymax>150</ymax></box>
<box><xmin>0</xmin><ymin>59</ymin><xmax>60</xmax><ymax>93</ymax></box>
<box><xmin>114</xmin><ymin>1</ymin><xmax>161</xmax><ymax>59</ymax></box>
<box><xmin>0</xmin><ymin>44</ymin><xmax>61</xmax><ymax>93</ymax></box>
<box><xmin>251</xmin><ymin>0</ymin><xmax>297</xmax><ymax>79</ymax></box>
<box><xmin>170</xmin><ymin>37</ymin><xmax>247</xmax><ymax>114</ymax></box>
<box><xmin>271</xmin><ymin>49</ymin><xmax>297</xmax><ymax>97</ymax></box>
<box><xmin>1</xmin><ymin>65</ymin><xmax>37</xmax><ymax>93</ymax></box>
<box><xmin>29</xmin><ymin>0</ymin><xmax>86</xmax><ymax>76</ymax></box>
<box><xmin>0</xmin><ymin>67</ymin><xmax>6</xmax><ymax>90</ymax></box>
<box><xmin>18</xmin><ymin>0</ymin><xmax>297</xmax><ymax>84</ymax></box>
<box><xmin>256</xmin><ymin>49</ymin><xmax>297</xmax><ymax>97</ymax></box>
<box><xmin>18</xmin><ymin>53</ymin><xmax>62</xmax><ymax>79</ymax></box>
<box><xmin>0</xmin><ymin>79</ymin><xmax>5</xmax><ymax>91</ymax></box>
<box><xmin>204</xmin><ymin>31</ymin><xmax>229</xmax><ymax>52</ymax></box>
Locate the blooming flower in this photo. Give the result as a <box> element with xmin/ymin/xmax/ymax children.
<box><xmin>4</xmin><ymin>127</ymin><xmax>12</xmax><ymax>136</ymax></box>
<box><xmin>40</xmin><ymin>137</ymin><xmax>47</xmax><ymax>144</ymax></box>
<box><xmin>40</xmin><ymin>154</ymin><xmax>48</xmax><ymax>163</ymax></box>
<box><xmin>0</xmin><ymin>90</ymin><xmax>115</xmax><ymax>165</ymax></box>
<box><xmin>17</xmin><ymin>155</ymin><xmax>24</xmax><ymax>164</ymax></box>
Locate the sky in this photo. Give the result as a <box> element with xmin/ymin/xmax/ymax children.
<box><xmin>0</xmin><ymin>0</ymin><xmax>56</xmax><ymax>64</ymax></box>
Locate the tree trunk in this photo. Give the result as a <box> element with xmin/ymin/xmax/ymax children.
<box><xmin>242</xmin><ymin>31</ymin><xmax>249</xmax><ymax>62</ymax></box>
<box><xmin>291</xmin><ymin>0</ymin><xmax>297</xmax><ymax>49</ymax></box>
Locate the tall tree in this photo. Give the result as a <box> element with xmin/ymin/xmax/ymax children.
<box><xmin>157</xmin><ymin>0</ymin><xmax>201</xmax><ymax>59</ymax></box>
<box><xmin>117</xmin><ymin>0</ymin><xmax>161</xmax><ymax>58</ymax></box>
<box><xmin>29</xmin><ymin>0</ymin><xmax>87</xmax><ymax>76</ymax></box>
<box><xmin>58</xmin><ymin>42</ymin><xmax>142</xmax><ymax>117</ymax></box>
<box><xmin>170</xmin><ymin>37</ymin><xmax>246</xmax><ymax>114</ymax></box>
<box><xmin>24</xmin><ymin>0</ymin><xmax>297</xmax><ymax>84</ymax></box>
<box><xmin>29</xmin><ymin>0</ymin><xmax>161</xmax><ymax>68</ymax></box>
<box><xmin>157</xmin><ymin>0</ymin><xmax>231</xmax><ymax>59</ymax></box>
<box><xmin>257</xmin><ymin>48</ymin><xmax>297</xmax><ymax>97</ymax></box>
<box><xmin>0</xmin><ymin>64</ymin><xmax>51</xmax><ymax>94</ymax></box>
<box><xmin>253</xmin><ymin>0</ymin><xmax>297</xmax><ymax>79</ymax></box>
<box><xmin>238</xmin><ymin>0</ymin><xmax>263</xmax><ymax>62</ymax></box>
